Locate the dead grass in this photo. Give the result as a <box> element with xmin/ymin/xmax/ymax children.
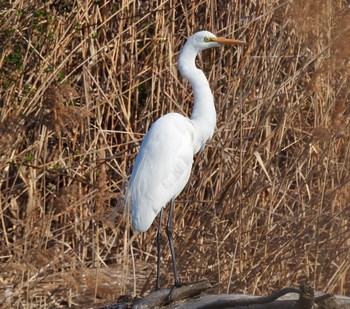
<box><xmin>0</xmin><ymin>0</ymin><xmax>349</xmax><ymax>307</ymax></box>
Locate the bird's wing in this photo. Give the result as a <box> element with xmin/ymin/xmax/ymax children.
<box><xmin>129</xmin><ymin>113</ymin><xmax>195</xmax><ymax>232</ymax></box>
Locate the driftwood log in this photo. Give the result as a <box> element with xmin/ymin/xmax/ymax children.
<box><xmin>104</xmin><ymin>280</ymin><xmax>350</xmax><ymax>309</ymax></box>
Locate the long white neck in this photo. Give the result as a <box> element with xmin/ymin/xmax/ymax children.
<box><xmin>178</xmin><ymin>43</ymin><xmax>216</xmax><ymax>153</ymax></box>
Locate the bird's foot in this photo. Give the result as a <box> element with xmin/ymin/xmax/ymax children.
<box><xmin>175</xmin><ymin>279</ymin><xmax>184</xmax><ymax>288</ymax></box>
<box><xmin>166</xmin><ymin>280</ymin><xmax>185</xmax><ymax>303</ymax></box>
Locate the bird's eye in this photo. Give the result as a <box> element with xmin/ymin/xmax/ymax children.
<box><xmin>204</xmin><ymin>37</ymin><xmax>212</xmax><ymax>42</ymax></box>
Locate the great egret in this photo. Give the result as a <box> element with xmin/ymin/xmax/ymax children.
<box><xmin>127</xmin><ymin>31</ymin><xmax>245</xmax><ymax>289</ymax></box>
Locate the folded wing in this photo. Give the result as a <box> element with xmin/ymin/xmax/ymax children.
<box><xmin>129</xmin><ymin>113</ymin><xmax>196</xmax><ymax>232</ymax></box>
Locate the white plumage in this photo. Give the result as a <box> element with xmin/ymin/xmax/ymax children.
<box><xmin>129</xmin><ymin>113</ymin><xmax>194</xmax><ymax>232</ymax></box>
<box><xmin>126</xmin><ymin>31</ymin><xmax>245</xmax><ymax>289</ymax></box>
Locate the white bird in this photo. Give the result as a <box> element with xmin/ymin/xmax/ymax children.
<box><xmin>127</xmin><ymin>31</ymin><xmax>245</xmax><ymax>289</ymax></box>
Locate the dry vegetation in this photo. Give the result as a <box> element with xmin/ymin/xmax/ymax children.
<box><xmin>0</xmin><ymin>0</ymin><xmax>349</xmax><ymax>308</ymax></box>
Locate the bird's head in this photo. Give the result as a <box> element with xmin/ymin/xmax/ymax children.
<box><xmin>187</xmin><ymin>30</ymin><xmax>246</xmax><ymax>52</ymax></box>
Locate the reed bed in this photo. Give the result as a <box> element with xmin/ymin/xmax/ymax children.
<box><xmin>0</xmin><ymin>0</ymin><xmax>349</xmax><ymax>307</ymax></box>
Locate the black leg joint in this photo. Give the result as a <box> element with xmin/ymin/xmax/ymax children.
<box><xmin>157</xmin><ymin>230</ymin><xmax>163</xmax><ymax>242</ymax></box>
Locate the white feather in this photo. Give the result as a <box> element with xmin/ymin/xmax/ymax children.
<box><xmin>127</xmin><ymin>31</ymin><xmax>242</xmax><ymax>232</ymax></box>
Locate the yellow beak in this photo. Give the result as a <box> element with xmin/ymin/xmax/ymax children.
<box><xmin>211</xmin><ymin>37</ymin><xmax>246</xmax><ymax>45</ymax></box>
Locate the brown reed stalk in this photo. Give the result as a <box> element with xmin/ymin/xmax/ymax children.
<box><xmin>0</xmin><ymin>0</ymin><xmax>349</xmax><ymax>307</ymax></box>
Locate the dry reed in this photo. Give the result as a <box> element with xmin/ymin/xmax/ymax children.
<box><xmin>0</xmin><ymin>0</ymin><xmax>349</xmax><ymax>308</ymax></box>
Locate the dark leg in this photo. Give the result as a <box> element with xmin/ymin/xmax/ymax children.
<box><xmin>156</xmin><ymin>208</ymin><xmax>163</xmax><ymax>290</ymax></box>
<box><xmin>166</xmin><ymin>198</ymin><xmax>181</xmax><ymax>287</ymax></box>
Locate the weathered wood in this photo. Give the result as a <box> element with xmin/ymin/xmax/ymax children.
<box><xmin>173</xmin><ymin>286</ymin><xmax>301</xmax><ymax>309</ymax></box>
<box><xmin>103</xmin><ymin>280</ymin><xmax>350</xmax><ymax>309</ymax></box>
<box><xmin>132</xmin><ymin>280</ymin><xmax>211</xmax><ymax>309</ymax></box>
